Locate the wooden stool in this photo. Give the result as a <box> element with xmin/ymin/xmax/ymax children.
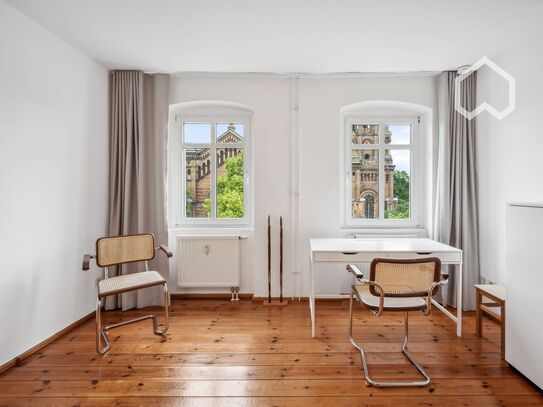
<box><xmin>475</xmin><ymin>284</ymin><xmax>506</xmax><ymax>358</ymax></box>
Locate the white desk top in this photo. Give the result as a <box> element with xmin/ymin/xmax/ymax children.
<box><xmin>309</xmin><ymin>238</ymin><xmax>461</xmax><ymax>253</ymax></box>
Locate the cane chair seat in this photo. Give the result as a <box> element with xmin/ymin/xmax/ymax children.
<box><xmin>98</xmin><ymin>271</ymin><xmax>165</xmax><ymax>298</ymax></box>
<box><xmin>354</xmin><ymin>285</ymin><xmax>426</xmax><ymax>311</ymax></box>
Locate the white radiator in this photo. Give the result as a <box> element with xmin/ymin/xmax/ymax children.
<box><xmin>177</xmin><ymin>235</ymin><xmax>241</xmax><ymax>288</ymax></box>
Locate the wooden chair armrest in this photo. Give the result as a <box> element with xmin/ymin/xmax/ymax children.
<box><xmin>157</xmin><ymin>244</ymin><xmax>173</xmax><ymax>258</ymax></box>
<box><xmin>82</xmin><ymin>254</ymin><xmax>95</xmax><ymax>271</ymax></box>
<box><xmin>347</xmin><ymin>264</ymin><xmax>364</xmax><ymax>279</ymax></box>
<box><xmin>347</xmin><ymin>264</ymin><xmax>385</xmax><ymax>316</ymax></box>
<box><xmin>424</xmin><ymin>278</ymin><xmax>449</xmax><ymax>315</ymax></box>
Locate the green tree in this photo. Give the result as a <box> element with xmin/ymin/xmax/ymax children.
<box><xmin>203</xmin><ymin>196</ymin><xmax>211</xmax><ymax>217</ymax></box>
<box><xmin>203</xmin><ymin>152</ymin><xmax>244</xmax><ymax>218</ymax></box>
<box><xmin>186</xmin><ymin>189</ymin><xmax>193</xmax><ymax>218</ymax></box>
<box><xmin>386</xmin><ymin>170</ymin><xmax>410</xmax><ymax>219</ymax></box>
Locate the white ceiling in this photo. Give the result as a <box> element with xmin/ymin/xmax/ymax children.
<box><xmin>7</xmin><ymin>0</ymin><xmax>543</xmax><ymax>74</ymax></box>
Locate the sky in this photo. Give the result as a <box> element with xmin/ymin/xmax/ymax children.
<box><xmin>184</xmin><ymin>123</ymin><xmax>245</xmax><ymax>143</ymax></box>
<box><xmin>389</xmin><ymin>149</ymin><xmax>410</xmax><ymax>173</ymax></box>
<box><xmin>388</xmin><ymin>125</ymin><xmax>411</xmax><ymax>144</ymax></box>
<box><xmin>388</xmin><ymin>125</ymin><xmax>411</xmax><ymax>173</ymax></box>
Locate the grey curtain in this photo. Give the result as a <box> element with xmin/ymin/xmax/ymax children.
<box><xmin>106</xmin><ymin>71</ymin><xmax>170</xmax><ymax>310</ymax></box>
<box><xmin>434</xmin><ymin>71</ymin><xmax>480</xmax><ymax>311</ymax></box>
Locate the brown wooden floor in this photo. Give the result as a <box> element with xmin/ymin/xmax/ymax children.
<box><xmin>0</xmin><ymin>299</ymin><xmax>541</xmax><ymax>406</ymax></box>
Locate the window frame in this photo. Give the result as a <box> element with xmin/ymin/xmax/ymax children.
<box><xmin>169</xmin><ymin>112</ymin><xmax>252</xmax><ymax>227</ymax></box>
<box><xmin>342</xmin><ymin>115</ymin><xmax>421</xmax><ymax>228</ymax></box>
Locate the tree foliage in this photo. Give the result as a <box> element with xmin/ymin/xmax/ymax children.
<box><xmin>203</xmin><ymin>151</ymin><xmax>244</xmax><ymax>218</ymax></box>
<box><xmin>186</xmin><ymin>189</ymin><xmax>193</xmax><ymax>218</ymax></box>
<box><xmin>385</xmin><ymin>170</ymin><xmax>410</xmax><ymax>219</ymax></box>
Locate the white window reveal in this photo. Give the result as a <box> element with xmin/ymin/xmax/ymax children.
<box><xmin>344</xmin><ymin>117</ymin><xmax>420</xmax><ymax>227</ymax></box>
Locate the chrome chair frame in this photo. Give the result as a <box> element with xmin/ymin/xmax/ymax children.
<box><xmin>347</xmin><ymin>262</ymin><xmax>448</xmax><ymax>388</ymax></box>
<box><xmin>83</xmin><ymin>235</ymin><xmax>173</xmax><ymax>354</ymax></box>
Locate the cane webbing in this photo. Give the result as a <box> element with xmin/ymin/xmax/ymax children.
<box><xmin>96</xmin><ymin>234</ymin><xmax>155</xmax><ymax>267</ymax></box>
<box><xmin>98</xmin><ymin>271</ymin><xmax>165</xmax><ymax>297</ymax></box>
<box><xmin>370</xmin><ymin>259</ymin><xmax>440</xmax><ymax>297</ymax></box>
<box><xmin>355</xmin><ymin>285</ymin><xmax>426</xmax><ymax>310</ymax></box>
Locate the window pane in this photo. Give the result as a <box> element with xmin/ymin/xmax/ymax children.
<box><xmin>352</xmin><ymin>149</ymin><xmax>379</xmax><ymax>219</ymax></box>
<box><xmin>385</xmin><ymin>124</ymin><xmax>411</xmax><ymax>144</ymax></box>
<box><xmin>352</xmin><ymin>124</ymin><xmax>379</xmax><ymax>145</ymax></box>
<box><xmin>216</xmin><ymin>148</ymin><xmax>244</xmax><ymax>218</ymax></box>
<box><xmin>385</xmin><ymin>150</ymin><xmax>410</xmax><ymax>219</ymax></box>
<box><xmin>184</xmin><ymin>123</ymin><xmax>212</xmax><ymax>143</ymax></box>
<box><xmin>185</xmin><ymin>148</ymin><xmax>211</xmax><ymax>218</ymax></box>
<box><xmin>217</xmin><ymin>123</ymin><xmax>244</xmax><ymax>143</ymax></box>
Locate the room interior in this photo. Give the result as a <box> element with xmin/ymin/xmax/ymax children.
<box><xmin>1</xmin><ymin>0</ymin><xmax>543</xmax><ymax>405</ymax></box>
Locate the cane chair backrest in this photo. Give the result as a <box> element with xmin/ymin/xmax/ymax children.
<box><xmin>96</xmin><ymin>234</ymin><xmax>155</xmax><ymax>268</ymax></box>
<box><xmin>369</xmin><ymin>258</ymin><xmax>441</xmax><ymax>297</ymax></box>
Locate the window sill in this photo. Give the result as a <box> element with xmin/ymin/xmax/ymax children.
<box><xmin>169</xmin><ymin>225</ymin><xmax>254</xmax><ymax>233</ymax></box>
<box><xmin>341</xmin><ymin>220</ymin><xmax>422</xmax><ymax>228</ymax></box>
<box><xmin>339</xmin><ymin>226</ymin><xmax>428</xmax><ymax>238</ymax></box>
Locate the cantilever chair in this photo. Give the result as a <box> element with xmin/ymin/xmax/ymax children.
<box><xmin>347</xmin><ymin>258</ymin><xmax>447</xmax><ymax>387</ymax></box>
<box><xmin>82</xmin><ymin>233</ymin><xmax>173</xmax><ymax>354</ymax></box>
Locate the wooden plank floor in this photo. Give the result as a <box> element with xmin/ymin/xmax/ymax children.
<box><xmin>0</xmin><ymin>299</ymin><xmax>541</xmax><ymax>406</ymax></box>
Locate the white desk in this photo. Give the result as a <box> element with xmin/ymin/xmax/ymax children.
<box><xmin>309</xmin><ymin>238</ymin><xmax>463</xmax><ymax>337</ymax></box>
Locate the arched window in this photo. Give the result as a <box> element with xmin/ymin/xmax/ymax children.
<box><xmin>342</xmin><ymin>102</ymin><xmax>423</xmax><ymax>225</ymax></box>
<box><xmin>169</xmin><ymin>101</ymin><xmax>252</xmax><ymax>224</ymax></box>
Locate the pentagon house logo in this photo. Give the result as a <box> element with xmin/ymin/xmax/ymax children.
<box><xmin>454</xmin><ymin>56</ymin><xmax>515</xmax><ymax>120</ymax></box>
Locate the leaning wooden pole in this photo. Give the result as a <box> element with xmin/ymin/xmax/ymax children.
<box><xmin>280</xmin><ymin>216</ymin><xmax>283</xmax><ymax>303</ymax></box>
<box><xmin>263</xmin><ymin>215</ymin><xmax>287</xmax><ymax>307</ymax></box>
<box><xmin>267</xmin><ymin>215</ymin><xmax>272</xmax><ymax>304</ymax></box>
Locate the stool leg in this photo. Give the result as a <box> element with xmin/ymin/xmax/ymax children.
<box><xmin>476</xmin><ymin>289</ymin><xmax>482</xmax><ymax>337</ymax></box>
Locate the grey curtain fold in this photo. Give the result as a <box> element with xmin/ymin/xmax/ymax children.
<box><xmin>106</xmin><ymin>71</ymin><xmax>170</xmax><ymax>311</ymax></box>
<box><xmin>434</xmin><ymin>71</ymin><xmax>480</xmax><ymax>311</ymax></box>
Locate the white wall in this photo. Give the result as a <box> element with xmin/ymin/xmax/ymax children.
<box><xmin>168</xmin><ymin>76</ymin><xmax>292</xmax><ymax>297</ymax></box>
<box><xmin>477</xmin><ymin>33</ymin><xmax>543</xmax><ymax>284</ymax></box>
<box><xmin>168</xmin><ymin>74</ymin><xmax>437</xmax><ymax>297</ymax></box>
<box><xmin>0</xmin><ymin>1</ymin><xmax>109</xmax><ymax>365</ymax></box>
<box><xmin>298</xmin><ymin>76</ymin><xmax>437</xmax><ymax>296</ymax></box>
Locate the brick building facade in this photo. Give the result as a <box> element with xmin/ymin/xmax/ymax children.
<box><xmin>351</xmin><ymin>124</ymin><xmax>397</xmax><ymax>219</ymax></box>
<box><xmin>185</xmin><ymin>124</ymin><xmax>242</xmax><ymax>217</ymax></box>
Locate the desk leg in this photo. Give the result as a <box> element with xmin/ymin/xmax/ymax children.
<box><xmin>456</xmin><ymin>262</ymin><xmax>463</xmax><ymax>337</ymax></box>
<box><xmin>309</xmin><ymin>253</ymin><xmax>315</xmax><ymax>338</ymax></box>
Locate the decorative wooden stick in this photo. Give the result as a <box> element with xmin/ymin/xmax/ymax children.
<box><xmin>267</xmin><ymin>215</ymin><xmax>271</xmax><ymax>304</ymax></box>
<box><xmin>280</xmin><ymin>216</ymin><xmax>283</xmax><ymax>303</ymax></box>
<box><xmin>263</xmin><ymin>215</ymin><xmax>287</xmax><ymax>307</ymax></box>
